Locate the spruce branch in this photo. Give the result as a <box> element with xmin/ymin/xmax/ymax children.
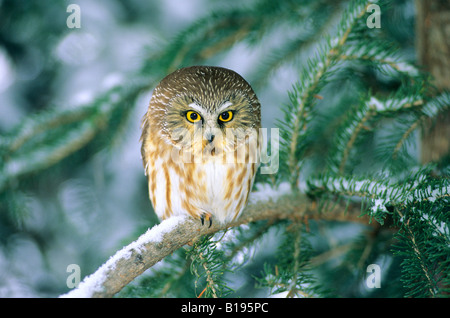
<box><xmin>392</xmin><ymin>121</ymin><xmax>419</xmax><ymax>160</ymax></box>
<box><xmin>188</xmin><ymin>235</ymin><xmax>233</xmax><ymax>298</ymax></box>
<box><xmin>286</xmin><ymin>223</ymin><xmax>306</xmax><ymax>298</ymax></box>
<box><xmin>226</xmin><ymin>221</ymin><xmax>273</xmax><ymax>263</ymax></box>
<box><xmin>250</xmin><ymin>2</ymin><xmax>346</xmax><ymax>89</ymax></box>
<box><xmin>308</xmin><ymin>171</ymin><xmax>450</xmax><ymax>229</ymax></box>
<box><xmin>0</xmin><ymin>120</ymin><xmax>98</xmax><ymax>189</ymax></box>
<box><xmin>337</xmin><ymin>100</ymin><xmax>374</xmax><ymax>174</ymax></box>
<box><xmin>60</xmin><ymin>188</ymin><xmax>371</xmax><ymax>298</ymax></box>
<box><xmin>144</xmin><ymin>0</ymin><xmax>320</xmax><ymax>75</ymax></box>
<box><xmin>257</xmin><ymin>220</ymin><xmax>320</xmax><ymax>298</ymax></box>
<box><xmin>2</xmin><ymin>0</ymin><xmax>447</xmax><ymax>300</ymax></box>
<box><xmin>338</xmin><ymin>40</ymin><xmax>420</xmax><ymax>77</ymax></box>
<box><xmin>282</xmin><ymin>0</ymin><xmax>373</xmax><ymax>184</ymax></box>
<box><xmin>393</xmin><ymin>206</ymin><xmax>448</xmax><ymax>298</ymax></box>
<box><xmin>328</xmin><ymin>80</ymin><xmax>433</xmax><ymax>174</ymax></box>
<box><xmin>0</xmin><ymin>82</ymin><xmax>147</xmax><ymax>192</ymax></box>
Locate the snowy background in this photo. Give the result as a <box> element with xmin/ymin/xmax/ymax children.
<box><xmin>0</xmin><ymin>0</ymin><xmax>298</xmax><ymax>297</ymax></box>
<box><xmin>0</xmin><ymin>0</ymin><xmax>417</xmax><ymax>297</ymax></box>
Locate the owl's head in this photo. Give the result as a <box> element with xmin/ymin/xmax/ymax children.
<box><xmin>143</xmin><ymin>66</ymin><xmax>261</xmax><ymax>163</ymax></box>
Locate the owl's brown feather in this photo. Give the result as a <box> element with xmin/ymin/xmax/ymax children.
<box><xmin>140</xmin><ymin>66</ymin><xmax>261</xmax><ymax>224</ymax></box>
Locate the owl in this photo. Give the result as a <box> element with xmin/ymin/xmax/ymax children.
<box><xmin>140</xmin><ymin>66</ymin><xmax>261</xmax><ymax>226</ymax></box>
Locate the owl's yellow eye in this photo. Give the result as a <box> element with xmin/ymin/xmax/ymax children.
<box><xmin>218</xmin><ymin>111</ymin><xmax>233</xmax><ymax>123</ymax></box>
<box><xmin>186</xmin><ymin>111</ymin><xmax>201</xmax><ymax>123</ymax></box>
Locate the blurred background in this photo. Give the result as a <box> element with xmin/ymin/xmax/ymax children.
<box><xmin>0</xmin><ymin>0</ymin><xmax>418</xmax><ymax>297</ymax></box>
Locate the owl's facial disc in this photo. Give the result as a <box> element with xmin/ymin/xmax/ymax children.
<box><xmin>165</xmin><ymin>92</ymin><xmax>258</xmax><ymax>163</ymax></box>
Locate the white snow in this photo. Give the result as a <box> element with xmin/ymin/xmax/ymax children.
<box><xmin>371</xmin><ymin>198</ymin><xmax>388</xmax><ymax>213</ymax></box>
<box><xmin>60</xmin><ymin>215</ymin><xmax>187</xmax><ymax>298</ymax></box>
<box><xmin>393</xmin><ymin>61</ymin><xmax>418</xmax><ymax>76</ymax></box>
<box><xmin>367</xmin><ymin>96</ymin><xmax>421</xmax><ymax>113</ymax></box>
<box><xmin>378</xmin><ymin>57</ymin><xmax>419</xmax><ymax>77</ymax></box>
<box><xmin>249</xmin><ymin>182</ymin><xmax>292</xmax><ymax>204</ymax></box>
<box><xmin>420</xmin><ymin>213</ymin><xmax>450</xmax><ymax>239</ymax></box>
<box><xmin>368</xmin><ymin>96</ymin><xmax>385</xmax><ymax>111</ymax></box>
<box><xmin>132</xmin><ymin>216</ymin><xmax>187</xmax><ymax>249</ymax></box>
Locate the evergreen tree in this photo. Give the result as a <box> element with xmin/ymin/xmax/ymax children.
<box><xmin>0</xmin><ymin>0</ymin><xmax>448</xmax><ymax>298</ymax></box>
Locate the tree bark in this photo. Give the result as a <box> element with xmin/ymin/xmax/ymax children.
<box><xmin>415</xmin><ymin>0</ymin><xmax>450</xmax><ymax>163</ymax></box>
<box><xmin>60</xmin><ymin>192</ymin><xmax>371</xmax><ymax>298</ymax></box>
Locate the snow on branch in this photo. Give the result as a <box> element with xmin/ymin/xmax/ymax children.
<box><xmin>59</xmin><ymin>183</ymin><xmax>369</xmax><ymax>298</ymax></box>
<box><xmin>60</xmin><ymin>216</ymin><xmax>187</xmax><ymax>298</ymax></box>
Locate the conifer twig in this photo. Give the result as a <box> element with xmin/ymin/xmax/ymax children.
<box><xmin>198</xmin><ymin>252</ymin><xmax>218</xmax><ymax>298</ymax></box>
<box><xmin>396</xmin><ymin>210</ymin><xmax>437</xmax><ymax>297</ymax></box>
<box><xmin>285</xmin><ymin>0</ymin><xmax>371</xmax><ymax>183</ymax></box>
<box><xmin>60</xmin><ymin>191</ymin><xmax>371</xmax><ymax>298</ymax></box>
<box><xmin>286</xmin><ymin>223</ymin><xmax>303</xmax><ymax>298</ymax></box>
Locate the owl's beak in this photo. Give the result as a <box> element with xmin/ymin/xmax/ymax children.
<box><xmin>206</xmin><ymin>133</ymin><xmax>215</xmax><ymax>144</ymax></box>
<box><xmin>201</xmin><ymin>127</ymin><xmax>223</xmax><ymax>158</ymax></box>
<box><xmin>203</xmin><ymin>125</ymin><xmax>218</xmax><ymax>144</ymax></box>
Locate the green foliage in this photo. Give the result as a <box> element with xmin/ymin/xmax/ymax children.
<box><xmin>1</xmin><ymin>0</ymin><xmax>448</xmax><ymax>298</ymax></box>
<box><xmin>187</xmin><ymin>235</ymin><xmax>234</xmax><ymax>298</ymax></box>
<box><xmin>392</xmin><ymin>190</ymin><xmax>450</xmax><ymax>298</ymax></box>
<box><xmin>256</xmin><ymin>222</ymin><xmax>324</xmax><ymax>297</ymax></box>
<box><xmin>0</xmin><ymin>84</ymin><xmax>144</xmax><ymax>192</ymax></box>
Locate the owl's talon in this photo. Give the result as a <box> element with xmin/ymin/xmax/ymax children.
<box><xmin>201</xmin><ymin>214</ymin><xmax>213</xmax><ymax>228</ymax></box>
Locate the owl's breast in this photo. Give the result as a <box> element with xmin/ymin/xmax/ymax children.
<box><xmin>190</xmin><ymin>161</ymin><xmax>256</xmax><ymax>224</ymax></box>
<box><xmin>145</xmin><ymin>137</ymin><xmax>257</xmax><ymax>224</ymax></box>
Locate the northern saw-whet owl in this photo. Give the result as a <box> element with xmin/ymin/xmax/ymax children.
<box><xmin>140</xmin><ymin>66</ymin><xmax>261</xmax><ymax>226</ymax></box>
